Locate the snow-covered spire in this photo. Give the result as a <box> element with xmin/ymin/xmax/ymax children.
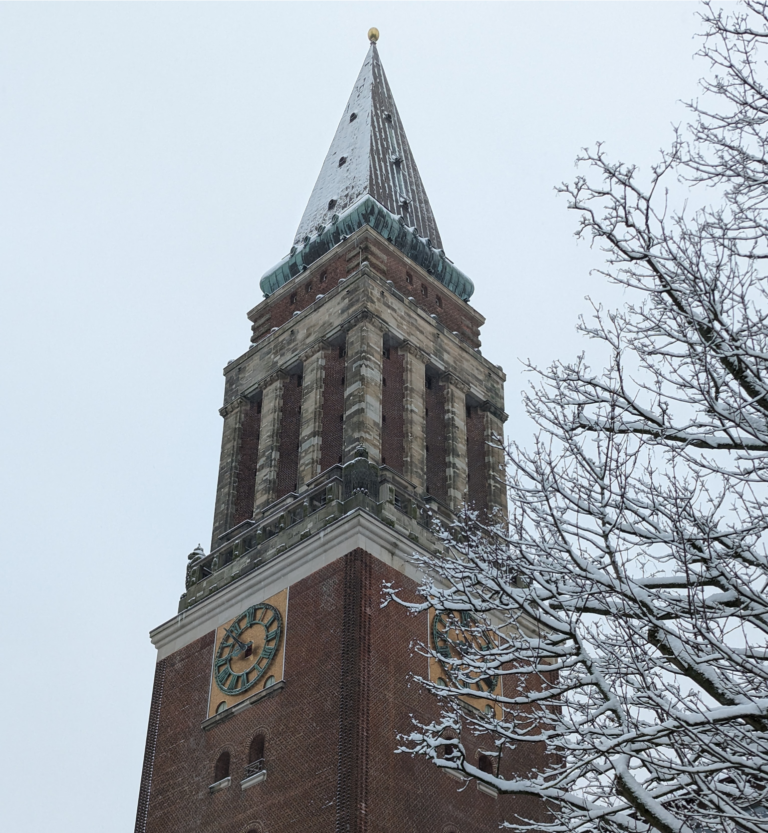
<box><xmin>293</xmin><ymin>42</ymin><xmax>442</xmax><ymax>249</ymax></box>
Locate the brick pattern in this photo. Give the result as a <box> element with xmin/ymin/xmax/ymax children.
<box><xmin>250</xmin><ymin>235</ymin><xmax>483</xmax><ymax>352</ymax></box>
<box><xmin>233</xmin><ymin>402</ymin><xmax>261</xmax><ymax>525</ymax></box>
<box><xmin>425</xmin><ymin>372</ymin><xmax>448</xmax><ymax>503</ymax></box>
<box><xmin>380</xmin><ymin>346</ymin><xmax>404</xmax><ymax>474</ymax></box>
<box><xmin>276</xmin><ymin>374</ymin><xmax>302</xmax><ymax>499</ymax></box>
<box><xmin>320</xmin><ymin>348</ymin><xmax>346</xmax><ymax>470</ymax></box>
<box><xmin>335</xmin><ymin>550</ymin><xmax>372</xmax><ymax>833</ymax></box>
<box><xmin>135</xmin><ymin>659</ymin><xmax>166</xmax><ymax>833</ymax></box>
<box><xmin>141</xmin><ymin>551</ymin><xmax>548</xmax><ymax>833</ymax></box>
<box><xmin>465</xmin><ymin>406</ymin><xmax>488</xmax><ymax>514</ymax></box>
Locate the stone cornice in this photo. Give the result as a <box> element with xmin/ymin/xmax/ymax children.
<box><xmin>299</xmin><ymin>340</ymin><xmax>331</xmax><ymax>363</ymax></box>
<box><xmin>440</xmin><ymin>372</ymin><xmax>471</xmax><ymax>394</ymax></box>
<box><xmin>219</xmin><ymin>396</ymin><xmax>250</xmax><ymax>419</ymax></box>
<box><xmin>481</xmin><ymin>400</ymin><xmax>508</xmax><ymax>423</ymax></box>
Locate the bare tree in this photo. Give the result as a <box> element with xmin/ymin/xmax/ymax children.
<box><xmin>386</xmin><ymin>4</ymin><xmax>768</xmax><ymax>832</ymax></box>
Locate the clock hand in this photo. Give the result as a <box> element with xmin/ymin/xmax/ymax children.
<box><xmin>224</xmin><ymin>625</ymin><xmax>250</xmax><ymax>654</ymax></box>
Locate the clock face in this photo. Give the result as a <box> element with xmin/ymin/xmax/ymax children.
<box><xmin>214</xmin><ymin>603</ymin><xmax>283</xmax><ymax>696</ymax></box>
<box><xmin>432</xmin><ymin>610</ymin><xmax>498</xmax><ymax>694</ymax></box>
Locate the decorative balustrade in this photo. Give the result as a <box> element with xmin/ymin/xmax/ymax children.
<box><xmin>180</xmin><ymin>455</ymin><xmax>454</xmax><ymax>611</ymax></box>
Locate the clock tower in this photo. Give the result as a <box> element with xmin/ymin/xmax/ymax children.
<box><xmin>135</xmin><ymin>35</ymin><xmax>540</xmax><ymax>833</ymax></box>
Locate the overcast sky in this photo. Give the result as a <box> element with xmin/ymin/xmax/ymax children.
<box><xmin>0</xmin><ymin>2</ymin><xmax>708</xmax><ymax>830</ymax></box>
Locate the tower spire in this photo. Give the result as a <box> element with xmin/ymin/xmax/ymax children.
<box><xmin>293</xmin><ymin>38</ymin><xmax>442</xmax><ymax>249</ymax></box>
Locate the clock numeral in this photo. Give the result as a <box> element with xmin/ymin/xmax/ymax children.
<box><xmin>215</xmin><ymin>657</ymin><xmax>229</xmax><ymax>670</ymax></box>
<box><xmin>261</xmin><ymin>645</ymin><xmax>276</xmax><ymax>660</ymax></box>
<box><xmin>263</xmin><ymin>614</ymin><xmax>276</xmax><ymax>630</ymax></box>
<box><xmin>217</xmin><ymin>669</ymin><xmax>230</xmax><ymax>688</ymax></box>
<box><xmin>227</xmin><ymin>673</ymin><xmax>243</xmax><ymax>692</ymax></box>
<box><xmin>265</xmin><ymin>630</ymin><xmax>278</xmax><ymax>642</ymax></box>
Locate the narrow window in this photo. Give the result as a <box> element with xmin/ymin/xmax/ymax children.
<box><xmin>349</xmin><ymin>112</ymin><xmax>357</xmax><ymax>122</ymax></box>
<box><xmin>383</xmin><ymin>377</ymin><xmax>387</xmax><ymax>387</ymax></box>
<box><xmin>214</xmin><ymin>750</ymin><xmax>230</xmax><ymax>782</ymax></box>
<box><xmin>339</xmin><ymin>414</ymin><xmax>344</xmax><ymax>423</ymax></box>
<box><xmin>305</xmin><ymin>281</ymin><xmax>313</xmax><ymax>294</ymax></box>
<box><xmin>320</xmin><ymin>271</ymin><xmax>327</xmax><ymax>284</ymax></box>
<box><xmin>383</xmin><ymin>346</ymin><xmax>391</xmax><ymax>359</ymax></box>
<box><xmin>426</xmin><ymin>376</ymin><xmax>433</xmax><ymax>390</ymax></box>
<box><xmin>338</xmin><ymin>156</ymin><xmax>347</xmax><ymax>167</ymax></box>
<box><xmin>478</xmin><ymin>754</ymin><xmax>494</xmax><ymax>775</ymax></box>
<box><xmin>382</xmin><ymin>456</ymin><xmax>387</xmax><ymax>465</ymax></box>
<box><xmin>341</xmin><ymin>375</ymin><xmax>345</xmax><ymax>386</ymax></box>
<box><xmin>436</xmin><ymin>295</ymin><xmax>443</xmax><ymax>309</ymax></box>
<box><xmin>382</xmin><ymin>414</ymin><xmax>387</xmax><ymax>424</ymax></box>
<box><xmin>339</xmin><ymin>345</ymin><xmax>346</xmax><ymax>358</ymax></box>
<box><xmin>421</xmin><ymin>284</ymin><xmax>428</xmax><ymax>298</ymax></box>
<box><xmin>406</xmin><ymin>272</ymin><xmax>413</xmax><ymax>285</ymax></box>
<box><xmin>290</xmin><ymin>292</ymin><xmax>297</xmax><ymax>305</ymax></box>
<box><xmin>296</xmin><ymin>374</ymin><xmax>303</xmax><ymax>387</ymax></box>
<box><xmin>256</xmin><ymin>400</ymin><xmax>263</xmax><ymax>415</ymax></box>
<box><xmin>246</xmin><ymin>734</ymin><xmax>266</xmax><ymax>776</ymax></box>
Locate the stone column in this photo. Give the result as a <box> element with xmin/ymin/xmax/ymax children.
<box><xmin>343</xmin><ymin>312</ymin><xmax>384</xmax><ymax>463</ymax></box>
<box><xmin>402</xmin><ymin>342</ymin><xmax>427</xmax><ymax>493</ymax></box>
<box><xmin>482</xmin><ymin>402</ymin><xmax>508</xmax><ymax>521</ymax></box>
<box><xmin>253</xmin><ymin>371</ymin><xmax>286</xmax><ymax>513</ymax></box>
<box><xmin>442</xmin><ymin>373</ymin><xmax>470</xmax><ymax>512</ymax></box>
<box><xmin>211</xmin><ymin>396</ymin><xmax>249</xmax><ymax>547</ymax></box>
<box><xmin>297</xmin><ymin>342</ymin><xmax>329</xmax><ymax>489</ymax></box>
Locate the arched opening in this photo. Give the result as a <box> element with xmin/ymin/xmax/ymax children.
<box><xmin>213</xmin><ymin>750</ymin><xmax>230</xmax><ymax>783</ymax></box>
<box><xmin>478</xmin><ymin>754</ymin><xmax>494</xmax><ymax>775</ymax></box>
<box><xmin>245</xmin><ymin>733</ymin><xmax>266</xmax><ymax>777</ymax></box>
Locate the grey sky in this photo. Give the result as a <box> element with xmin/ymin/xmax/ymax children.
<box><xmin>0</xmin><ymin>3</ymin><xmax>705</xmax><ymax>830</ymax></box>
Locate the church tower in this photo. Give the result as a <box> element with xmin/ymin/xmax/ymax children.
<box><xmin>135</xmin><ymin>35</ymin><xmax>535</xmax><ymax>833</ymax></box>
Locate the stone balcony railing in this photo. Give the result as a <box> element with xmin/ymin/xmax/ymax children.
<box><xmin>179</xmin><ymin>449</ymin><xmax>453</xmax><ymax>612</ymax></box>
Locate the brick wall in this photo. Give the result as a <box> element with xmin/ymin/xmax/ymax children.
<box><xmin>380</xmin><ymin>346</ymin><xmax>404</xmax><ymax>474</ymax></box>
<box><xmin>276</xmin><ymin>374</ymin><xmax>302</xmax><ymax>498</ymax></box>
<box><xmin>251</xmin><ymin>233</ymin><xmax>483</xmax><ymax>350</ymax></box>
<box><xmin>138</xmin><ymin>550</ymin><xmax>548</xmax><ymax>833</ymax></box>
<box><xmin>233</xmin><ymin>402</ymin><xmax>262</xmax><ymax>525</ymax></box>
<box><xmin>320</xmin><ymin>347</ymin><xmax>346</xmax><ymax>470</ymax></box>
<box><xmin>425</xmin><ymin>371</ymin><xmax>448</xmax><ymax>503</ymax></box>
<box><xmin>465</xmin><ymin>405</ymin><xmax>488</xmax><ymax>515</ymax></box>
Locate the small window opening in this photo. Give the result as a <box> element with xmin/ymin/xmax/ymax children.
<box><xmin>426</xmin><ymin>444</ymin><xmax>430</xmax><ymax>453</ymax></box>
<box><xmin>328</xmin><ymin>199</ymin><xmax>337</xmax><ymax>211</ymax></box>
<box><xmin>382</xmin><ymin>456</ymin><xmax>387</xmax><ymax>465</ymax></box>
<box><xmin>478</xmin><ymin>754</ymin><xmax>494</xmax><ymax>775</ymax></box>
<box><xmin>296</xmin><ymin>374</ymin><xmax>303</xmax><ymax>388</ymax></box>
<box><xmin>305</xmin><ymin>281</ymin><xmax>313</xmax><ymax>294</ymax></box>
<box><xmin>349</xmin><ymin>112</ymin><xmax>357</xmax><ymax>122</ymax></box>
<box><xmin>246</xmin><ymin>734</ymin><xmax>266</xmax><ymax>777</ymax></box>
<box><xmin>382</xmin><ymin>414</ymin><xmax>387</xmax><ymax>424</ymax></box>
<box><xmin>421</xmin><ymin>284</ymin><xmax>428</xmax><ymax>298</ymax></box>
<box><xmin>338</xmin><ymin>156</ymin><xmax>347</xmax><ymax>167</ymax></box>
<box><xmin>383</xmin><ymin>377</ymin><xmax>387</xmax><ymax>387</ymax></box>
<box><xmin>384</xmin><ymin>112</ymin><xmax>392</xmax><ymax>123</ymax></box>
<box><xmin>383</xmin><ymin>346</ymin><xmax>391</xmax><ymax>359</ymax></box>
<box><xmin>339</xmin><ymin>414</ymin><xmax>344</xmax><ymax>423</ymax></box>
<box><xmin>290</xmin><ymin>292</ymin><xmax>297</xmax><ymax>305</ymax></box>
<box><xmin>406</xmin><ymin>272</ymin><xmax>413</xmax><ymax>286</ymax></box>
<box><xmin>256</xmin><ymin>400</ymin><xmax>263</xmax><ymax>415</ymax></box>
<box><xmin>339</xmin><ymin>345</ymin><xmax>346</xmax><ymax>358</ymax></box>
<box><xmin>214</xmin><ymin>750</ymin><xmax>231</xmax><ymax>782</ymax></box>
<box><xmin>426</xmin><ymin>377</ymin><xmax>433</xmax><ymax>390</ymax></box>
<box><xmin>341</xmin><ymin>375</ymin><xmax>345</xmax><ymax>386</ymax></box>
<box><xmin>320</xmin><ymin>271</ymin><xmax>327</xmax><ymax>284</ymax></box>
<box><xmin>466</xmin><ymin>405</ymin><xmax>472</xmax><ymax>419</ymax></box>
<box><xmin>338</xmin><ymin>455</ymin><xmax>343</xmax><ymax>463</ymax></box>
<box><xmin>436</xmin><ymin>295</ymin><xmax>443</xmax><ymax>309</ymax></box>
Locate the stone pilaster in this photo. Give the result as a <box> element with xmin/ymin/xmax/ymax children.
<box><xmin>442</xmin><ymin>373</ymin><xmax>470</xmax><ymax>512</ymax></box>
<box><xmin>482</xmin><ymin>401</ymin><xmax>508</xmax><ymax>520</ymax></box>
<box><xmin>297</xmin><ymin>342</ymin><xmax>329</xmax><ymax>488</ymax></box>
<box><xmin>253</xmin><ymin>372</ymin><xmax>286</xmax><ymax>513</ymax></box>
<box><xmin>343</xmin><ymin>312</ymin><xmax>384</xmax><ymax>463</ymax></box>
<box><xmin>402</xmin><ymin>342</ymin><xmax>427</xmax><ymax>492</ymax></box>
<box><xmin>210</xmin><ymin>396</ymin><xmax>249</xmax><ymax>547</ymax></box>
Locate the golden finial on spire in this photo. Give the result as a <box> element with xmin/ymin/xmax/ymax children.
<box><xmin>368</xmin><ymin>27</ymin><xmax>379</xmax><ymax>44</ymax></box>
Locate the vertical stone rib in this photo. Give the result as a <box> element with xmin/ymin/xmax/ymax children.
<box><xmin>211</xmin><ymin>397</ymin><xmax>249</xmax><ymax>547</ymax></box>
<box><xmin>298</xmin><ymin>343</ymin><xmax>328</xmax><ymax>488</ymax></box>
<box><xmin>335</xmin><ymin>550</ymin><xmax>372</xmax><ymax>833</ymax></box>
<box><xmin>134</xmin><ymin>659</ymin><xmax>166</xmax><ymax>833</ymax></box>
<box><xmin>402</xmin><ymin>342</ymin><xmax>426</xmax><ymax>491</ymax></box>
<box><xmin>343</xmin><ymin>314</ymin><xmax>383</xmax><ymax>463</ymax></box>
<box><xmin>254</xmin><ymin>372</ymin><xmax>286</xmax><ymax>513</ymax></box>
<box><xmin>443</xmin><ymin>373</ymin><xmax>469</xmax><ymax>512</ymax></box>
<box><xmin>482</xmin><ymin>405</ymin><xmax>508</xmax><ymax>521</ymax></box>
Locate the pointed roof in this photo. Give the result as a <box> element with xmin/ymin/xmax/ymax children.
<box><xmin>293</xmin><ymin>43</ymin><xmax>442</xmax><ymax>249</ymax></box>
